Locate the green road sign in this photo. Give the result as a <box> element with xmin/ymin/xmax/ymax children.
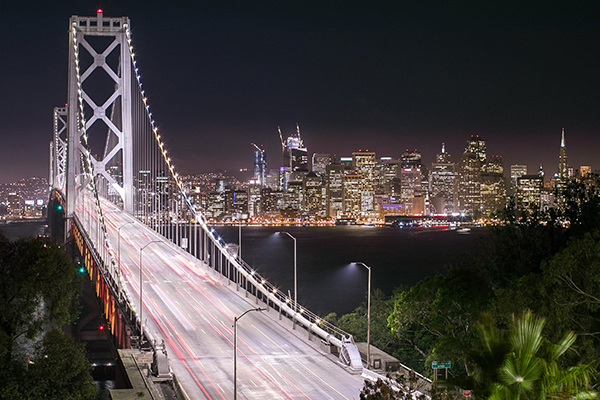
<box><xmin>432</xmin><ymin>361</ymin><xmax>451</xmax><ymax>369</ymax></box>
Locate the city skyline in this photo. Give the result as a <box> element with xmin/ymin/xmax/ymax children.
<box><xmin>2</xmin><ymin>1</ymin><xmax>600</xmax><ymax>183</ymax></box>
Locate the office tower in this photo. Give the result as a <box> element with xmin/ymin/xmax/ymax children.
<box><xmin>248</xmin><ymin>182</ymin><xmax>262</xmax><ymax>218</ymax></box>
<box><xmin>580</xmin><ymin>165</ymin><xmax>591</xmax><ymax>178</ymax></box>
<box><xmin>481</xmin><ymin>155</ymin><xmax>507</xmax><ymax>215</ymax></box>
<box><xmin>352</xmin><ymin>151</ymin><xmax>377</xmax><ymax>214</ymax></box>
<box><xmin>343</xmin><ymin>174</ymin><xmax>362</xmax><ymax>217</ymax></box>
<box><xmin>312</xmin><ymin>153</ymin><xmax>332</xmax><ymax>179</ymax></box>
<box><xmin>281</xmin><ymin>182</ymin><xmax>303</xmax><ymax>219</ymax></box>
<box><xmin>400</xmin><ymin>149</ymin><xmax>422</xmax><ymax>215</ymax></box>
<box><xmin>226</xmin><ymin>189</ymin><xmax>248</xmax><ymax>217</ymax></box>
<box><xmin>510</xmin><ymin>164</ymin><xmax>528</xmax><ymax>193</ymax></box>
<box><xmin>265</xmin><ymin>169</ymin><xmax>280</xmax><ymax>190</ymax></box>
<box><xmin>457</xmin><ymin>135</ymin><xmax>486</xmax><ymax>217</ymax></box>
<box><xmin>282</xmin><ymin>124</ymin><xmax>308</xmax><ymax>172</ymax></box>
<box><xmin>279</xmin><ymin>124</ymin><xmax>308</xmax><ymax>191</ymax></box>
<box><xmin>252</xmin><ymin>144</ymin><xmax>267</xmax><ymax>186</ymax></box>
<box><xmin>207</xmin><ymin>192</ymin><xmax>226</xmax><ymax>219</ymax></box>
<box><xmin>303</xmin><ymin>172</ymin><xmax>327</xmax><ymax>219</ymax></box>
<box><xmin>326</xmin><ymin>164</ymin><xmax>344</xmax><ymax>219</ymax></box>
<box><xmin>377</xmin><ymin>157</ymin><xmax>401</xmax><ymax>199</ymax></box>
<box><xmin>516</xmin><ymin>173</ymin><xmax>544</xmax><ymax>210</ymax></box>
<box><xmin>339</xmin><ymin>157</ymin><xmax>354</xmax><ymax>172</ymax></box>
<box><xmin>260</xmin><ymin>188</ymin><xmax>278</xmax><ymax>217</ymax></box>
<box><xmin>7</xmin><ymin>193</ymin><xmax>23</xmax><ymax>218</ymax></box>
<box><xmin>557</xmin><ymin>128</ymin><xmax>568</xmax><ymax>191</ymax></box>
<box><xmin>430</xmin><ymin>144</ymin><xmax>456</xmax><ymax>215</ymax></box>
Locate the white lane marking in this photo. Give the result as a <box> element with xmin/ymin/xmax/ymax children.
<box><xmin>251</xmin><ymin>324</ymin><xmax>353</xmax><ymax>400</ymax></box>
<box><xmin>151</xmin><ymin>284</ymin><xmax>197</xmax><ymax>332</ymax></box>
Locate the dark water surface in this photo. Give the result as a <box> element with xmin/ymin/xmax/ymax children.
<box><xmin>0</xmin><ymin>220</ymin><xmax>46</xmax><ymax>240</ymax></box>
<box><xmin>214</xmin><ymin>225</ymin><xmax>488</xmax><ymax>316</ymax></box>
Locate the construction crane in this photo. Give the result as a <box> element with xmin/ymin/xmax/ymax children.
<box><xmin>251</xmin><ymin>142</ymin><xmax>264</xmax><ymax>154</ymax></box>
<box><xmin>296</xmin><ymin>122</ymin><xmax>303</xmax><ymax>145</ymax></box>
<box><xmin>277</xmin><ymin>126</ymin><xmax>285</xmax><ymax>157</ymax></box>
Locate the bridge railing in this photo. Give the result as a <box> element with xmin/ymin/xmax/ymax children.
<box><xmin>72</xmin><ymin>213</ymin><xmax>145</xmax><ymax>349</ymax></box>
<box><xmin>201</xmin><ymin>226</ymin><xmax>363</xmax><ymax>370</ymax></box>
<box><xmin>232</xmin><ymin>256</ymin><xmax>351</xmax><ymax>341</ymax></box>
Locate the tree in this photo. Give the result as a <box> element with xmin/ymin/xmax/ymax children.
<box><xmin>490</xmin><ymin>231</ymin><xmax>600</xmax><ymax>370</ymax></box>
<box><xmin>0</xmin><ymin>233</ymin><xmax>82</xmax><ymax>367</ymax></box>
<box><xmin>464</xmin><ymin>311</ymin><xmax>596</xmax><ymax>400</ymax></box>
<box><xmin>388</xmin><ymin>267</ymin><xmax>492</xmax><ymax>376</ymax></box>
<box><xmin>0</xmin><ymin>233</ymin><xmax>93</xmax><ymax>399</ymax></box>
<box><xmin>26</xmin><ymin>329</ymin><xmax>97</xmax><ymax>400</ymax></box>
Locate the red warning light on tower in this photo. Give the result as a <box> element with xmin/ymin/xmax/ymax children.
<box><xmin>97</xmin><ymin>8</ymin><xmax>103</xmax><ymax>14</ymax></box>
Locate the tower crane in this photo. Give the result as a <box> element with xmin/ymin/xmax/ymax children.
<box><xmin>277</xmin><ymin>126</ymin><xmax>285</xmax><ymax>157</ymax></box>
<box><xmin>251</xmin><ymin>143</ymin><xmax>264</xmax><ymax>153</ymax></box>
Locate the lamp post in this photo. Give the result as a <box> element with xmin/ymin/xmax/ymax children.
<box><xmin>237</xmin><ymin>212</ymin><xmax>242</xmax><ymax>260</ymax></box>
<box><xmin>234</xmin><ymin>307</ymin><xmax>264</xmax><ymax>400</ymax></box>
<box><xmin>352</xmin><ymin>262</ymin><xmax>371</xmax><ymax>369</ymax></box>
<box><xmin>276</xmin><ymin>231</ymin><xmax>297</xmax><ymax>311</ymax></box>
<box><xmin>118</xmin><ymin>221</ymin><xmax>134</xmax><ymax>273</ymax></box>
<box><xmin>139</xmin><ymin>240</ymin><xmax>161</xmax><ymax>340</ymax></box>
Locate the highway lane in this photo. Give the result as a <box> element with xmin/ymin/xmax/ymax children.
<box><xmin>77</xmin><ymin>198</ymin><xmax>365</xmax><ymax>399</ymax></box>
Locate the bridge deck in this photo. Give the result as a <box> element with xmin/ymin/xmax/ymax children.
<box><xmin>80</xmin><ymin>200</ymin><xmax>365</xmax><ymax>399</ymax></box>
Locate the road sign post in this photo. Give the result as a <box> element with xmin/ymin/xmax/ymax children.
<box><xmin>432</xmin><ymin>361</ymin><xmax>451</xmax><ymax>381</ymax></box>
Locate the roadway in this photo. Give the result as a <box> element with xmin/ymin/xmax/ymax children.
<box><xmin>77</xmin><ymin>196</ymin><xmax>366</xmax><ymax>399</ymax></box>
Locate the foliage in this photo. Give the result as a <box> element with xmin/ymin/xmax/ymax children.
<box><xmin>27</xmin><ymin>329</ymin><xmax>97</xmax><ymax>400</ymax></box>
<box><xmin>388</xmin><ymin>267</ymin><xmax>492</xmax><ymax>375</ymax></box>
<box><xmin>0</xmin><ymin>233</ymin><xmax>82</xmax><ymax>364</ymax></box>
<box><xmin>0</xmin><ymin>233</ymin><xmax>94</xmax><ymax>399</ymax></box>
<box><xmin>337</xmin><ymin>175</ymin><xmax>600</xmax><ymax>391</ymax></box>
<box><xmin>462</xmin><ymin>310</ymin><xmax>597</xmax><ymax>400</ymax></box>
<box><xmin>489</xmin><ymin>230</ymin><xmax>600</xmax><ymax>369</ymax></box>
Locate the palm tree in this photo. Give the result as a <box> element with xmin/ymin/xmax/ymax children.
<box><xmin>468</xmin><ymin>311</ymin><xmax>596</xmax><ymax>400</ymax></box>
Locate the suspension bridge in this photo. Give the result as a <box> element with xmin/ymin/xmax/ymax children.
<box><xmin>48</xmin><ymin>10</ymin><xmax>369</xmax><ymax>399</ymax></box>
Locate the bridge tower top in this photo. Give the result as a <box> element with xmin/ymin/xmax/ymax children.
<box><xmin>65</xmin><ymin>9</ymin><xmax>134</xmax><ymax>215</ymax></box>
<box><xmin>69</xmin><ymin>10</ymin><xmax>130</xmax><ymax>36</ymax></box>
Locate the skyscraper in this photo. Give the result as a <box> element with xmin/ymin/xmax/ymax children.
<box><xmin>280</xmin><ymin>124</ymin><xmax>308</xmax><ymax>191</ymax></box>
<box><xmin>326</xmin><ymin>163</ymin><xmax>344</xmax><ymax>219</ymax></box>
<box><xmin>283</xmin><ymin>124</ymin><xmax>308</xmax><ymax>172</ymax></box>
<box><xmin>481</xmin><ymin>155</ymin><xmax>506</xmax><ymax>215</ymax></box>
<box><xmin>303</xmin><ymin>172</ymin><xmax>327</xmax><ymax>219</ymax></box>
<box><xmin>352</xmin><ymin>151</ymin><xmax>377</xmax><ymax>215</ymax></box>
<box><xmin>430</xmin><ymin>144</ymin><xmax>456</xmax><ymax>215</ymax></box>
<box><xmin>400</xmin><ymin>149</ymin><xmax>422</xmax><ymax>215</ymax></box>
<box><xmin>457</xmin><ymin>135</ymin><xmax>486</xmax><ymax>216</ymax></box>
<box><xmin>510</xmin><ymin>164</ymin><xmax>528</xmax><ymax>194</ymax></box>
<box><xmin>312</xmin><ymin>153</ymin><xmax>332</xmax><ymax>179</ymax></box>
<box><xmin>557</xmin><ymin>128</ymin><xmax>568</xmax><ymax>191</ymax></box>
<box><xmin>252</xmin><ymin>143</ymin><xmax>267</xmax><ymax>187</ymax></box>
<box><xmin>343</xmin><ymin>174</ymin><xmax>362</xmax><ymax>217</ymax></box>
<box><xmin>377</xmin><ymin>157</ymin><xmax>400</xmax><ymax>198</ymax></box>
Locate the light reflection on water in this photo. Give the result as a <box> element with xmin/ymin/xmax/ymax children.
<box><xmin>94</xmin><ymin>380</ymin><xmax>116</xmax><ymax>400</ymax></box>
<box><xmin>212</xmin><ymin>225</ymin><xmax>487</xmax><ymax>316</ymax></box>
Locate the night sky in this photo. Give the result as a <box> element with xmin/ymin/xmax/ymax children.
<box><xmin>2</xmin><ymin>1</ymin><xmax>600</xmax><ymax>184</ymax></box>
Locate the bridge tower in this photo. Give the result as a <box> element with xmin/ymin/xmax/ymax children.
<box><xmin>50</xmin><ymin>107</ymin><xmax>67</xmax><ymax>194</ymax></box>
<box><xmin>66</xmin><ymin>10</ymin><xmax>134</xmax><ymax>215</ymax></box>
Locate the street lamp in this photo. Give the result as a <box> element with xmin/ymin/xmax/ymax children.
<box><xmin>276</xmin><ymin>231</ymin><xmax>297</xmax><ymax>311</ymax></box>
<box><xmin>139</xmin><ymin>240</ymin><xmax>162</xmax><ymax>340</ymax></box>
<box><xmin>234</xmin><ymin>307</ymin><xmax>264</xmax><ymax>400</ymax></box>
<box><xmin>352</xmin><ymin>261</ymin><xmax>371</xmax><ymax>369</ymax></box>
<box><xmin>118</xmin><ymin>221</ymin><xmax>134</xmax><ymax>274</ymax></box>
<box><xmin>237</xmin><ymin>212</ymin><xmax>242</xmax><ymax>260</ymax></box>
